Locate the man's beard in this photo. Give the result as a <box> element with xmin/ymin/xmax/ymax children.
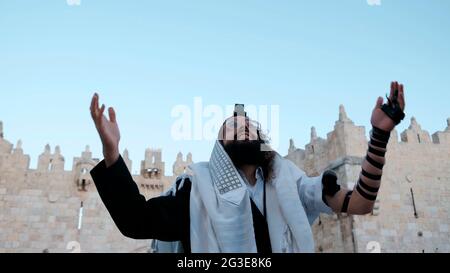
<box><xmin>223</xmin><ymin>140</ymin><xmax>266</xmax><ymax>167</ymax></box>
<box><xmin>222</xmin><ymin>139</ymin><xmax>275</xmax><ymax>182</ymax></box>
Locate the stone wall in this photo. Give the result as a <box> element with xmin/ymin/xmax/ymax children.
<box><xmin>1</xmin><ymin>108</ymin><xmax>449</xmax><ymax>253</ymax></box>
<box><xmin>0</xmin><ymin>122</ymin><xmax>193</xmax><ymax>253</ymax></box>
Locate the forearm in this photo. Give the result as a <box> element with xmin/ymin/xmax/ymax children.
<box><xmin>91</xmin><ymin>156</ymin><xmax>149</xmax><ymax>236</ymax></box>
<box><xmin>326</xmin><ymin>126</ymin><xmax>389</xmax><ymax>215</ymax></box>
<box><xmin>102</xmin><ymin>143</ymin><xmax>120</xmax><ymax>167</ymax></box>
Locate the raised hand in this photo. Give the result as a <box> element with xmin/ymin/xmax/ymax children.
<box><xmin>371</xmin><ymin>81</ymin><xmax>406</xmax><ymax>132</ymax></box>
<box><xmin>90</xmin><ymin>93</ymin><xmax>121</xmax><ymax>167</ymax></box>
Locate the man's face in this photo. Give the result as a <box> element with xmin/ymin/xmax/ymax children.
<box><xmin>218</xmin><ymin>116</ymin><xmax>265</xmax><ymax>167</ymax></box>
<box><xmin>218</xmin><ymin>116</ymin><xmax>260</xmax><ymax>145</ymax></box>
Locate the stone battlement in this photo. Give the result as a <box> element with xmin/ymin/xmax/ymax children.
<box><xmin>0</xmin><ymin>121</ymin><xmax>193</xmax><ymax>192</ymax></box>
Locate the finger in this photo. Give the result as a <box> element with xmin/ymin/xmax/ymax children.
<box><xmin>390</xmin><ymin>81</ymin><xmax>397</xmax><ymax>101</ymax></box>
<box><xmin>90</xmin><ymin>98</ymin><xmax>96</xmax><ymax>119</ymax></box>
<box><xmin>91</xmin><ymin>94</ymin><xmax>100</xmax><ymax>117</ymax></box>
<box><xmin>375</xmin><ymin>96</ymin><xmax>383</xmax><ymax>109</ymax></box>
<box><xmin>94</xmin><ymin>93</ymin><xmax>99</xmax><ymax>112</ymax></box>
<box><xmin>108</xmin><ymin>107</ymin><xmax>117</xmax><ymax>123</ymax></box>
<box><xmin>399</xmin><ymin>84</ymin><xmax>405</xmax><ymax>110</ymax></box>
<box><xmin>100</xmin><ymin>104</ymin><xmax>106</xmax><ymax>118</ymax></box>
<box><xmin>90</xmin><ymin>93</ymin><xmax>97</xmax><ymax>112</ymax></box>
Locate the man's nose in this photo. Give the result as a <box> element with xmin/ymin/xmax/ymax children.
<box><xmin>236</xmin><ymin>127</ymin><xmax>258</xmax><ymax>141</ymax></box>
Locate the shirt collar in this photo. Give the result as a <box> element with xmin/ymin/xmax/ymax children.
<box><xmin>238</xmin><ymin>167</ymin><xmax>264</xmax><ymax>188</ymax></box>
<box><xmin>255</xmin><ymin>167</ymin><xmax>264</xmax><ymax>182</ymax></box>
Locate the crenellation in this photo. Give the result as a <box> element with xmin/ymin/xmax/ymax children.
<box><xmin>37</xmin><ymin>144</ymin><xmax>52</xmax><ymax>172</ymax></box>
<box><xmin>0</xmin><ymin>122</ymin><xmax>13</xmax><ymax>155</ymax></box>
<box><xmin>141</xmin><ymin>148</ymin><xmax>165</xmax><ymax>179</ymax></box>
<box><xmin>73</xmin><ymin>147</ymin><xmax>98</xmax><ymax>194</ymax></box>
<box><xmin>285</xmin><ymin>139</ymin><xmax>306</xmax><ymax>171</ymax></box>
<box><xmin>328</xmin><ymin>105</ymin><xmax>367</xmax><ymax>160</ymax></box>
<box><xmin>432</xmin><ymin>118</ymin><xmax>450</xmax><ymax>145</ymax></box>
<box><xmin>400</xmin><ymin>117</ymin><xmax>432</xmax><ymax>144</ymax></box>
<box><xmin>304</xmin><ymin>127</ymin><xmax>329</xmax><ymax>176</ymax></box>
<box><xmin>173</xmin><ymin>151</ymin><xmax>194</xmax><ymax>177</ymax></box>
<box><xmin>122</xmin><ymin>149</ymin><xmax>132</xmax><ymax>172</ymax></box>
<box><xmin>10</xmin><ymin>140</ymin><xmax>30</xmax><ymax>171</ymax></box>
<box><xmin>51</xmin><ymin>146</ymin><xmax>65</xmax><ymax>172</ymax></box>
<box><xmin>338</xmin><ymin>104</ymin><xmax>352</xmax><ymax>124</ymax></box>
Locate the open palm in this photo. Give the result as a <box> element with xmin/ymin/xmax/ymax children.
<box><xmin>90</xmin><ymin>93</ymin><xmax>120</xmax><ymax>165</ymax></box>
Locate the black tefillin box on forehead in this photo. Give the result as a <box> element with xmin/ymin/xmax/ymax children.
<box><xmin>234</xmin><ymin>103</ymin><xmax>248</xmax><ymax>141</ymax></box>
<box><xmin>221</xmin><ymin>104</ymin><xmax>247</xmax><ymax>142</ymax></box>
<box><xmin>234</xmin><ymin>104</ymin><xmax>246</xmax><ymax>118</ymax></box>
<box><xmin>231</xmin><ymin>103</ymin><xmax>251</xmax><ymax>142</ymax></box>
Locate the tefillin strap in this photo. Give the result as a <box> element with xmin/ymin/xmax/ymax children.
<box><xmin>370</xmin><ymin>138</ymin><xmax>388</xmax><ymax>149</ymax></box>
<box><xmin>358</xmin><ymin>178</ymin><xmax>379</xmax><ymax>193</ymax></box>
<box><xmin>356</xmin><ymin>184</ymin><xmax>377</xmax><ymax>201</ymax></box>
<box><xmin>371</xmin><ymin>127</ymin><xmax>390</xmax><ymax>143</ymax></box>
<box><xmin>322</xmin><ymin>170</ymin><xmax>341</xmax><ymax>206</ymax></box>
<box><xmin>381</xmin><ymin>89</ymin><xmax>405</xmax><ymax>125</ymax></box>
<box><xmin>368</xmin><ymin>146</ymin><xmax>386</xmax><ymax>157</ymax></box>
<box><xmin>366</xmin><ymin>154</ymin><xmax>384</xmax><ymax>170</ymax></box>
<box><xmin>341</xmin><ymin>191</ymin><xmax>353</xmax><ymax>213</ymax></box>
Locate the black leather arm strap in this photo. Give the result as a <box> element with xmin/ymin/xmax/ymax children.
<box><xmin>361</xmin><ymin>169</ymin><xmax>382</xmax><ymax>181</ymax></box>
<box><xmin>368</xmin><ymin>146</ymin><xmax>386</xmax><ymax>157</ymax></box>
<box><xmin>341</xmin><ymin>191</ymin><xmax>353</xmax><ymax>213</ymax></box>
<box><xmin>370</xmin><ymin>139</ymin><xmax>388</xmax><ymax>149</ymax></box>
<box><xmin>358</xmin><ymin>178</ymin><xmax>379</xmax><ymax>193</ymax></box>
<box><xmin>381</xmin><ymin>90</ymin><xmax>405</xmax><ymax>125</ymax></box>
<box><xmin>366</xmin><ymin>155</ymin><xmax>384</xmax><ymax>170</ymax></box>
<box><xmin>356</xmin><ymin>184</ymin><xmax>378</xmax><ymax>201</ymax></box>
<box><xmin>371</xmin><ymin>127</ymin><xmax>391</xmax><ymax>143</ymax></box>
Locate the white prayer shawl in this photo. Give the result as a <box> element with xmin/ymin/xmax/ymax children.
<box><xmin>152</xmin><ymin>141</ymin><xmax>332</xmax><ymax>253</ymax></box>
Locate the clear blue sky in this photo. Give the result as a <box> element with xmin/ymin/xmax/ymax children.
<box><xmin>1</xmin><ymin>0</ymin><xmax>449</xmax><ymax>175</ymax></box>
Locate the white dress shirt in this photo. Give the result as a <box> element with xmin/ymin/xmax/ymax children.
<box><xmin>239</xmin><ymin>167</ymin><xmax>265</xmax><ymax>215</ymax></box>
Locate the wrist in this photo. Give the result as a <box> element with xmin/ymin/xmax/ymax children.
<box><xmin>103</xmin><ymin>147</ymin><xmax>119</xmax><ymax>167</ymax></box>
<box><xmin>371</xmin><ymin>126</ymin><xmax>391</xmax><ymax>144</ymax></box>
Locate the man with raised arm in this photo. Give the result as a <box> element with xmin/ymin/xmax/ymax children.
<box><xmin>90</xmin><ymin>82</ymin><xmax>406</xmax><ymax>253</ymax></box>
